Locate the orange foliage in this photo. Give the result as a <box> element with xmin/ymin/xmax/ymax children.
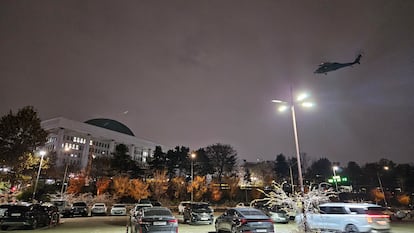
<box><xmin>148</xmin><ymin>170</ymin><xmax>168</xmax><ymax>200</ymax></box>
<box><xmin>113</xmin><ymin>176</ymin><xmax>130</xmax><ymax>197</ymax></box>
<box><xmin>397</xmin><ymin>194</ymin><xmax>410</xmax><ymax>205</ymax></box>
<box><xmin>187</xmin><ymin>176</ymin><xmax>208</xmax><ymax>201</ymax></box>
<box><xmin>66</xmin><ymin>177</ymin><xmax>85</xmax><ymax>195</ymax></box>
<box><xmin>96</xmin><ymin>177</ymin><xmax>111</xmax><ymax>195</ymax></box>
<box><xmin>370</xmin><ymin>188</ymin><xmax>385</xmax><ymax>202</ymax></box>
<box><xmin>224</xmin><ymin>176</ymin><xmax>240</xmax><ymax>201</ymax></box>
<box><xmin>129</xmin><ymin>179</ymin><xmax>150</xmax><ymax>201</ymax></box>
<box><xmin>209</xmin><ymin>181</ymin><xmax>222</xmax><ymax>202</ymax></box>
<box><xmin>171</xmin><ymin>176</ymin><xmax>186</xmax><ymax>199</ymax></box>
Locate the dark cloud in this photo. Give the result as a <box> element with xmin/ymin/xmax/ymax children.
<box><xmin>1</xmin><ymin>0</ymin><xmax>414</xmax><ymax>165</ymax></box>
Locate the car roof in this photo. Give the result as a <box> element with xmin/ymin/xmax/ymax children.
<box><xmin>143</xmin><ymin>206</ymin><xmax>171</xmax><ymax>211</ymax></box>
<box><xmin>179</xmin><ymin>201</ymin><xmax>191</xmax><ymax>204</ymax></box>
<box><xmin>320</xmin><ymin>202</ymin><xmax>381</xmax><ymax>208</ymax></box>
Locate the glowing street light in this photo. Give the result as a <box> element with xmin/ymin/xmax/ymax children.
<box><xmin>377</xmin><ymin>166</ymin><xmax>389</xmax><ymax>207</ymax></box>
<box><xmin>190</xmin><ymin>152</ymin><xmax>196</xmax><ymax>202</ymax></box>
<box><xmin>272</xmin><ymin>91</ymin><xmax>314</xmax><ymax>195</ymax></box>
<box><xmin>33</xmin><ymin>150</ymin><xmax>47</xmax><ymax>201</ymax></box>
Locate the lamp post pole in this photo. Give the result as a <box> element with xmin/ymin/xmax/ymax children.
<box><xmin>190</xmin><ymin>152</ymin><xmax>196</xmax><ymax>202</ymax></box>
<box><xmin>60</xmin><ymin>147</ymin><xmax>70</xmax><ymax>198</ymax></box>
<box><xmin>377</xmin><ymin>166</ymin><xmax>389</xmax><ymax>207</ymax></box>
<box><xmin>60</xmin><ymin>163</ymin><xmax>69</xmax><ymax>198</ymax></box>
<box><xmin>272</xmin><ymin>91</ymin><xmax>314</xmax><ymax>233</ymax></box>
<box><xmin>33</xmin><ymin>150</ymin><xmax>46</xmax><ymax>201</ymax></box>
<box><xmin>272</xmin><ymin>92</ymin><xmax>313</xmax><ymax>195</ymax></box>
<box><xmin>332</xmin><ymin>166</ymin><xmax>339</xmax><ymax>191</ymax></box>
<box><xmin>290</xmin><ymin>104</ymin><xmax>305</xmax><ymax>194</ymax></box>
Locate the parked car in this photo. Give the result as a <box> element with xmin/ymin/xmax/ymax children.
<box><xmin>50</xmin><ymin>199</ymin><xmax>69</xmax><ymax>214</ymax></box>
<box><xmin>183</xmin><ymin>202</ymin><xmax>214</xmax><ymax>224</ymax></box>
<box><xmin>62</xmin><ymin>201</ymin><xmax>89</xmax><ymax>217</ymax></box>
<box><xmin>91</xmin><ymin>203</ymin><xmax>107</xmax><ymax>216</ymax></box>
<box><xmin>110</xmin><ymin>204</ymin><xmax>127</xmax><ymax>216</ymax></box>
<box><xmin>178</xmin><ymin>201</ymin><xmax>191</xmax><ymax>214</ymax></box>
<box><xmin>130</xmin><ymin>206</ymin><xmax>178</xmax><ymax>233</ymax></box>
<box><xmin>42</xmin><ymin>203</ymin><xmax>60</xmax><ymax>226</ymax></box>
<box><xmin>215</xmin><ymin>207</ymin><xmax>275</xmax><ymax>233</ymax></box>
<box><xmin>130</xmin><ymin>203</ymin><xmax>153</xmax><ymax>218</ymax></box>
<box><xmin>296</xmin><ymin>202</ymin><xmax>390</xmax><ymax>233</ymax></box>
<box><xmin>266</xmin><ymin>208</ymin><xmax>289</xmax><ymax>224</ymax></box>
<box><xmin>0</xmin><ymin>203</ymin><xmax>51</xmax><ymax>230</ymax></box>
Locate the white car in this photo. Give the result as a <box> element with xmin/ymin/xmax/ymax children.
<box><xmin>178</xmin><ymin>201</ymin><xmax>191</xmax><ymax>214</ymax></box>
<box><xmin>297</xmin><ymin>202</ymin><xmax>390</xmax><ymax>233</ymax></box>
<box><xmin>110</xmin><ymin>204</ymin><xmax>127</xmax><ymax>216</ymax></box>
<box><xmin>91</xmin><ymin>203</ymin><xmax>107</xmax><ymax>216</ymax></box>
<box><xmin>130</xmin><ymin>203</ymin><xmax>153</xmax><ymax>217</ymax></box>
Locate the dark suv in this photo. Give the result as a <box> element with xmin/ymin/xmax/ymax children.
<box><xmin>0</xmin><ymin>203</ymin><xmax>51</xmax><ymax>230</ymax></box>
<box><xmin>183</xmin><ymin>202</ymin><xmax>214</xmax><ymax>224</ymax></box>
<box><xmin>62</xmin><ymin>202</ymin><xmax>89</xmax><ymax>217</ymax></box>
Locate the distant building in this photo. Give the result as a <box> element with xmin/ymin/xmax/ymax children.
<box><xmin>41</xmin><ymin>117</ymin><xmax>162</xmax><ymax>170</ymax></box>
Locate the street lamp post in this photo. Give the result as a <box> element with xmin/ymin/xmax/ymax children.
<box><xmin>190</xmin><ymin>152</ymin><xmax>196</xmax><ymax>202</ymax></box>
<box><xmin>272</xmin><ymin>92</ymin><xmax>314</xmax><ymax>195</ymax></box>
<box><xmin>32</xmin><ymin>150</ymin><xmax>46</xmax><ymax>201</ymax></box>
<box><xmin>273</xmin><ymin>91</ymin><xmax>314</xmax><ymax>233</ymax></box>
<box><xmin>60</xmin><ymin>163</ymin><xmax>69</xmax><ymax>198</ymax></box>
<box><xmin>60</xmin><ymin>147</ymin><xmax>71</xmax><ymax>198</ymax></box>
<box><xmin>377</xmin><ymin>166</ymin><xmax>389</xmax><ymax>207</ymax></box>
<box><xmin>332</xmin><ymin>166</ymin><xmax>339</xmax><ymax>191</ymax></box>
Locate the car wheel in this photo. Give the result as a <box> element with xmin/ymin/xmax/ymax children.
<box><xmin>231</xmin><ymin>226</ymin><xmax>238</xmax><ymax>233</ymax></box>
<box><xmin>344</xmin><ymin>224</ymin><xmax>359</xmax><ymax>233</ymax></box>
<box><xmin>30</xmin><ymin>219</ymin><xmax>38</xmax><ymax>229</ymax></box>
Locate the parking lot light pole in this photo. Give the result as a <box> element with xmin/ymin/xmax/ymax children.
<box><xmin>190</xmin><ymin>152</ymin><xmax>196</xmax><ymax>202</ymax></box>
<box><xmin>332</xmin><ymin>165</ymin><xmax>339</xmax><ymax>191</ymax></box>
<box><xmin>33</xmin><ymin>150</ymin><xmax>46</xmax><ymax>201</ymax></box>
<box><xmin>272</xmin><ymin>92</ymin><xmax>314</xmax><ymax>195</ymax></box>
<box><xmin>60</xmin><ymin>147</ymin><xmax>71</xmax><ymax>198</ymax></box>
<box><xmin>377</xmin><ymin>166</ymin><xmax>389</xmax><ymax>207</ymax></box>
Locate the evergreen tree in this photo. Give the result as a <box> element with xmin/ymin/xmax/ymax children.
<box><xmin>0</xmin><ymin>106</ymin><xmax>48</xmax><ymax>184</ymax></box>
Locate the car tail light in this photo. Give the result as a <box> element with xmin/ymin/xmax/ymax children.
<box><xmin>367</xmin><ymin>214</ymin><xmax>389</xmax><ymax>223</ymax></box>
<box><xmin>168</xmin><ymin>219</ymin><xmax>178</xmax><ymax>223</ymax></box>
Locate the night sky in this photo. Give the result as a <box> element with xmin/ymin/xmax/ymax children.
<box><xmin>1</xmin><ymin>1</ymin><xmax>414</xmax><ymax>166</ymax></box>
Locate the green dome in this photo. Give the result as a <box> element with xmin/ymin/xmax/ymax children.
<box><xmin>84</xmin><ymin>118</ymin><xmax>135</xmax><ymax>136</ymax></box>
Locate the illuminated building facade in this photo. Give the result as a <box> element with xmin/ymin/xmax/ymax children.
<box><xmin>41</xmin><ymin>117</ymin><xmax>162</xmax><ymax>170</ymax></box>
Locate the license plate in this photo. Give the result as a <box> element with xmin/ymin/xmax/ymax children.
<box><xmin>11</xmin><ymin>213</ymin><xmax>21</xmax><ymax>217</ymax></box>
<box><xmin>201</xmin><ymin>217</ymin><xmax>209</xmax><ymax>220</ymax></box>
<box><xmin>153</xmin><ymin>221</ymin><xmax>166</xmax><ymax>226</ymax></box>
<box><xmin>377</xmin><ymin>220</ymin><xmax>388</xmax><ymax>225</ymax></box>
<box><xmin>256</xmin><ymin>229</ymin><xmax>267</xmax><ymax>232</ymax></box>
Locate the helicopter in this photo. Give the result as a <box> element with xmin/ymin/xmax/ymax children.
<box><xmin>314</xmin><ymin>54</ymin><xmax>362</xmax><ymax>75</ymax></box>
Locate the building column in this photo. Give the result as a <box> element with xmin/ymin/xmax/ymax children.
<box><xmin>56</xmin><ymin>128</ymin><xmax>65</xmax><ymax>167</ymax></box>
<box><xmin>129</xmin><ymin>144</ymin><xmax>135</xmax><ymax>160</ymax></box>
<box><xmin>81</xmin><ymin>135</ymin><xmax>91</xmax><ymax>170</ymax></box>
<box><xmin>109</xmin><ymin>140</ymin><xmax>115</xmax><ymax>155</ymax></box>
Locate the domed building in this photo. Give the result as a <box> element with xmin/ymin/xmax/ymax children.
<box><xmin>41</xmin><ymin>117</ymin><xmax>163</xmax><ymax>171</ymax></box>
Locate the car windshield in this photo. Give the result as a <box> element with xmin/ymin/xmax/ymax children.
<box><xmin>73</xmin><ymin>203</ymin><xmax>86</xmax><ymax>207</ymax></box>
<box><xmin>239</xmin><ymin>209</ymin><xmax>265</xmax><ymax>216</ymax></box>
<box><xmin>144</xmin><ymin>209</ymin><xmax>172</xmax><ymax>216</ymax></box>
<box><xmin>192</xmin><ymin>203</ymin><xmax>210</xmax><ymax>209</ymax></box>
<box><xmin>113</xmin><ymin>204</ymin><xmax>125</xmax><ymax>208</ymax></box>
<box><xmin>94</xmin><ymin>204</ymin><xmax>105</xmax><ymax>207</ymax></box>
